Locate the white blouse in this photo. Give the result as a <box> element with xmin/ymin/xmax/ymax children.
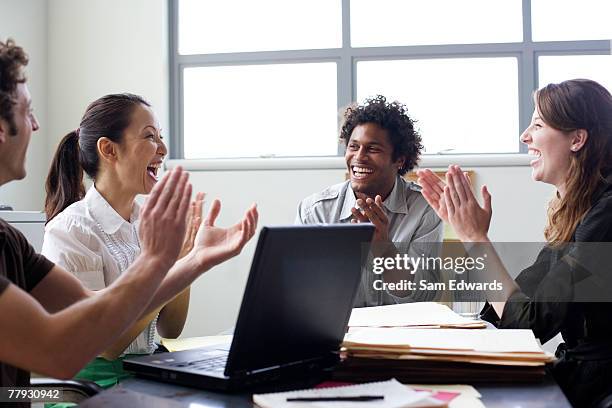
<box><xmin>42</xmin><ymin>186</ymin><xmax>157</xmax><ymax>355</ymax></box>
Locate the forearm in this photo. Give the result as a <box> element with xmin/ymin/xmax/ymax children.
<box><xmin>100</xmin><ymin>307</ymin><xmax>163</xmax><ymax>360</ymax></box>
<box><xmin>45</xmin><ymin>257</ymin><xmax>168</xmax><ymax>377</ymax></box>
<box><xmin>382</xmin><ymin>216</ymin><xmax>444</xmax><ymax>299</ymax></box>
<box><xmin>106</xmin><ymin>277</ymin><xmax>193</xmax><ymax>356</ymax></box>
<box><xmin>464</xmin><ymin>239</ymin><xmax>518</xmax><ymax>317</ymax></box>
<box><xmin>157</xmin><ymin>287</ymin><xmax>191</xmax><ymax>338</ymax></box>
<box><xmin>144</xmin><ymin>253</ymin><xmax>203</xmax><ymax>317</ymax></box>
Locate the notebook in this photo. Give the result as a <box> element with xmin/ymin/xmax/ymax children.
<box><xmin>253</xmin><ymin>379</ymin><xmax>446</xmax><ymax>408</ymax></box>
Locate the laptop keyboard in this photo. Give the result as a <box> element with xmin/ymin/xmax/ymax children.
<box><xmin>167</xmin><ymin>355</ymin><xmax>228</xmax><ymax>373</ymax></box>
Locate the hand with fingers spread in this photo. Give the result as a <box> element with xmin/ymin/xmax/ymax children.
<box><xmin>179</xmin><ymin>192</ymin><xmax>205</xmax><ymax>259</ymax></box>
<box><xmin>139</xmin><ymin>167</ymin><xmax>193</xmax><ymax>271</ymax></box>
<box><xmin>351</xmin><ymin>195</ymin><xmax>390</xmax><ymax>242</ymax></box>
<box><xmin>443</xmin><ymin>165</ymin><xmax>492</xmax><ymax>242</ymax></box>
<box><xmin>416</xmin><ymin>169</ymin><xmax>449</xmax><ymax>223</ymax></box>
<box><xmin>190</xmin><ymin>200</ymin><xmax>259</xmax><ymax>271</ymax></box>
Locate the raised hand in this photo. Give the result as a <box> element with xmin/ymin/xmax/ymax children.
<box><xmin>444</xmin><ymin>165</ymin><xmax>492</xmax><ymax>242</ymax></box>
<box><xmin>139</xmin><ymin>167</ymin><xmax>192</xmax><ymax>270</ymax></box>
<box><xmin>190</xmin><ymin>200</ymin><xmax>258</xmax><ymax>271</ymax></box>
<box><xmin>179</xmin><ymin>192</ymin><xmax>205</xmax><ymax>259</ymax></box>
<box><xmin>416</xmin><ymin>169</ymin><xmax>449</xmax><ymax>222</ymax></box>
<box><xmin>351</xmin><ymin>195</ymin><xmax>390</xmax><ymax>242</ymax></box>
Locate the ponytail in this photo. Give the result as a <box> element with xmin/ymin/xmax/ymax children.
<box><xmin>45</xmin><ymin>131</ymin><xmax>85</xmax><ymax>223</ymax></box>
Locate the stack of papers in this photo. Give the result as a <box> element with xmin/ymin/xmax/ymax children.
<box><xmin>253</xmin><ymin>379</ymin><xmax>446</xmax><ymax>408</ymax></box>
<box><xmin>348</xmin><ymin>303</ymin><xmax>486</xmax><ymax>329</ymax></box>
<box><xmin>335</xmin><ymin>328</ymin><xmax>554</xmax><ymax>383</ymax></box>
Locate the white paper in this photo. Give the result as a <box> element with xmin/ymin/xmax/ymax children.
<box><xmin>253</xmin><ymin>379</ymin><xmax>433</xmax><ymax>408</ymax></box>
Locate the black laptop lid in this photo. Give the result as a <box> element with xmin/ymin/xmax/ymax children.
<box><xmin>225</xmin><ymin>224</ymin><xmax>374</xmax><ymax>375</ymax></box>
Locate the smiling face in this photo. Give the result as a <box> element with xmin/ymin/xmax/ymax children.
<box><xmin>345</xmin><ymin>122</ymin><xmax>404</xmax><ymax>200</ymax></box>
<box><xmin>0</xmin><ymin>83</ymin><xmax>39</xmax><ymax>185</ymax></box>
<box><xmin>520</xmin><ymin>108</ymin><xmax>574</xmax><ymax>189</ymax></box>
<box><xmin>114</xmin><ymin>104</ymin><xmax>167</xmax><ymax>195</ymax></box>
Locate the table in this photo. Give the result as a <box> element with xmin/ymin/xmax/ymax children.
<box><xmin>121</xmin><ymin>374</ymin><xmax>572</xmax><ymax>407</ymax></box>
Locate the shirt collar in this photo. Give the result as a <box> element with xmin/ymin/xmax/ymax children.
<box><xmin>339</xmin><ymin>175</ymin><xmax>408</xmax><ymax>221</ymax></box>
<box><xmin>339</xmin><ymin>182</ymin><xmax>358</xmax><ymax>221</ymax></box>
<box><xmin>384</xmin><ymin>175</ymin><xmax>409</xmax><ymax>215</ymax></box>
<box><xmin>85</xmin><ymin>185</ymin><xmax>140</xmax><ymax>235</ymax></box>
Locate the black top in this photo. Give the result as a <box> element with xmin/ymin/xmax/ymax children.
<box><xmin>482</xmin><ymin>176</ymin><xmax>612</xmax><ymax>407</ymax></box>
<box><xmin>0</xmin><ymin>218</ymin><xmax>55</xmax><ymax>406</ymax></box>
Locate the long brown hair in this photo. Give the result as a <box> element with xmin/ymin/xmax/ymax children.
<box><xmin>538</xmin><ymin>79</ymin><xmax>612</xmax><ymax>243</ymax></box>
<box><xmin>45</xmin><ymin>93</ymin><xmax>150</xmax><ymax>223</ymax></box>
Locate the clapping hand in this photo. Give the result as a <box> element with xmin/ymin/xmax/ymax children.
<box><xmin>190</xmin><ymin>199</ymin><xmax>259</xmax><ymax>271</ymax></box>
<box><xmin>433</xmin><ymin>165</ymin><xmax>492</xmax><ymax>242</ymax></box>
<box><xmin>179</xmin><ymin>192</ymin><xmax>205</xmax><ymax>259</ymax></box>
<box><xmin>351</xmin><ymin>195</ymin><xmax>390</xmax><ymax>242</ymax></box>
<box><xmin>416</xmin><ymin>168</ymin><xmax>449</xmax><ymax>222</ymax></box>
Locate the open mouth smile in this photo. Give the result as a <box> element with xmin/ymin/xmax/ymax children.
<box><xmin>147</xmin><ymin>162</ymin><xmax>162</xmax><ymax>181</ymax></box>
<box><xmin>528</xmin><ymin>148</ymin><xmax>542</xmax><ymax>166</ymax></box>
<box><xmin>351</xmin><ymin>165</ymin><xmax>374</xmax><ymax>180</ymax></box>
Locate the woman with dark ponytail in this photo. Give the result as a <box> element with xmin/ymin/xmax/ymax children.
<box><xmin>41</xmin><ymin>93</ymin><xmax>257</xmax><ymax>389</ymax></box>
<box><xmin>45</xmin><ymin>130</ymin><xmax>85</xmax><ymax>222</ymax></box>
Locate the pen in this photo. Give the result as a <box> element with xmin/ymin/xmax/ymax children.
<box><xmin>286</xmin><ymin>395</ymin><xmax>384</xmax><ymax>402</ymax></box>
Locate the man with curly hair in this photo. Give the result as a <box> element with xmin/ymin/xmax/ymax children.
<box><xmin>296</xmin><ymin>96</ymin><xmax>443</xmax><ymax>306</ymax></box>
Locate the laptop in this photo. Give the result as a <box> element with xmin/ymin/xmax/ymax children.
<box><xmin>123</xmin><ymin>224</ymin><xmax>375</xmax><ymax>391</ymax></box>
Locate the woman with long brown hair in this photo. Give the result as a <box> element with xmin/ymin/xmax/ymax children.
<box><xmin>418</xmin><ymin>78</ymin><xmax>612</xmax><ymax>407</ymax></box>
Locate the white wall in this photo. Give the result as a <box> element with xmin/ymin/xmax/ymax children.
<box><xmin>47</xmin><ymin>0</ymin><xmax>169</xmax><ymax>158</ymax></box>
<box><xmin>0</xmin><ymin>0</ymin><xmax>48</xmax><ymax>210</ymax></box>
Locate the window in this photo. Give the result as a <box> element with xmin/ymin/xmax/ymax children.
<box><xmin>178</xmin><ymin>0</ymin><xmax>341</xmax><ymax>54</ymax></box>
<box><xmin>538</xmin><ymin>55</ymin><xmax>612</xmax><ymax>92</ymax></box>
<box><xmin>170</xmin><ymin>0</ymin><xmax>612</xmax><ymax>160</ymax></box>
<box><xmin>183</xmin><ymin>63</ymin><xmax>338</xmax><ymax>159</ymax></box>
<box><xmin>351</xmin><ymin>0</ymin><xmax>523</xmax><ymax>47</ymax></box>
<box><xmin>357</xmin><ymin>58</ymin><xmax>519</xmax><ymax>154</ymax></box>
<box><xmin>531</xmin><ymin>0</ymin><xmax>612</xmax><ymax>42</ymax></box>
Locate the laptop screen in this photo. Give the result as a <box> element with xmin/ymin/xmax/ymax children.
<box><xmin>225</xmin><ymin>224</ymin><xmax>374</xmax><ymax>375</ymax></box>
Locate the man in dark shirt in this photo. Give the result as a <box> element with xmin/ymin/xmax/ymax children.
<box><xmin>0</xmin><ymin>38</ymin><xmax>257</xmax><ymax>405</ymax></box>
<box><xmin>0</xmin><ymin>220</ymin><xmax>55</xmax><ymax>391</ymax></box>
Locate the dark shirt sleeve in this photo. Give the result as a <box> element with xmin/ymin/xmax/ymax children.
<box><xmin>0</xmin><ymin>275</ymin><xmax>9</xmax><ymax>296</ymax></box>
<box><xmin>482</xmin><ymin>193</ymin><xmax>612</xmax><ymax>344</ymax></box>
<box><xmin>13</xmin><ymin>227</ymin><xmax>54</xmax><ymax>292</ymax></box>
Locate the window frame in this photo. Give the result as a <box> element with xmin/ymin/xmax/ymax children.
<box><xmin>168</xmin><ymin>0</ymin><xmax>611</xmax><ymax>161</ymax></box>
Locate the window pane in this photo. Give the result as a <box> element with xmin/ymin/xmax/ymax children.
<box><xmin>351</xmin><ymin>0</ymin><xmax>522</xmax><ymax>47</ymax></box>
<box><xmin>356</xmin><ymin>58</ymin><xmax>519</xmax><ymax>154</ymax></box>
<box><xmin>178</xmin><ymin>0</ymin><xmax>341</xmax><ymax>54</ymax></box>
<box><xmin>183</xmin><ymin>63</ymin><xmax>338</xmax><ymax>159</ymax></box>
<box><xmin>532</xmin><ymin>0</ymin><xmax>612</xmax><ymax>41</ymax></box>
<box><xmin>539</xmin><ymin>55</ymin><xmax>612</xmax><ymax>91</ymax></box>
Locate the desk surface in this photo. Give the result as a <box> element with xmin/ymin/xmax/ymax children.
<box><xmin>121</xmin><ymin>375</ymin><xmax>572</xmax><ymax>407</ymax></box>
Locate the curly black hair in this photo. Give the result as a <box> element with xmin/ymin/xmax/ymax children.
<box><xmin>0</xmin><ymin>39</ymin><xmax>29</xmax><ymax>136</ymax></box>
<box><xmin>340</xmin><ymin>95</ymin><xmax>422</xmax><ymax>175</ymax></box>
